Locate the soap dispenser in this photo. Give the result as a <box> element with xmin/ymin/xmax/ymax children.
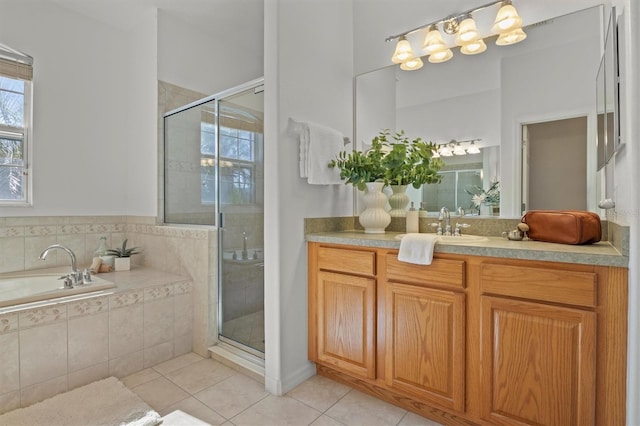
<box><xmin>406</xmin><ymin>202</ymin><xmax>419</xmax><ymax>233</ymax></box>
<box><xmin>418</xmin><ymin>202</ymin><xmax>428</xmax><ymax>219</ymax></box>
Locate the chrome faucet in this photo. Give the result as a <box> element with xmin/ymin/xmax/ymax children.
<box><xmin>39</xmin><ymin>244</ymin><xmax>81</xmax><ymax>284</ymax></box>
<box><xmin>439</xmin><ymin>207</ymin><xmax>452</xmax><ymax>236</ymax></box>
<box><xmin>242</xmin><ymin>232</ymin><xmax>249</xmax><ymax>260</ymax></box>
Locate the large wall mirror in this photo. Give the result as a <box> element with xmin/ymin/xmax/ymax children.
<box><xmin>597</xmin><ymin>7</ymin><xmax>621</xmax><ymax>170</ymax></box>
<box><xmin>355</xmin><ymin>5</ymin><xmax>605</xmax><ymax>218</ymax></box>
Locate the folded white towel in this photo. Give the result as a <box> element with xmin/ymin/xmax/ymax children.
<box><xmin>398</xmin><ymin>233</ymin><xmax>439</xmax><ymax>265</ymax></box>
<box><xmin>289</xmin><ymin>118</ymin><xmax>346</xmax><ymax>185</ymax></box>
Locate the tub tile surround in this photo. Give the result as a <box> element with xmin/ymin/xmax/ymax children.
<box><xmin>0</xmin><ymin>214</ymin><xmax>219</xmax><ymax>415</ymax></box>
<box><xmin>0</xmin><ymin>215</ymin><xmax>217</xmax><ymax>353</ymax></box>
<box><xmin>0</xmin><ymin>271</ymin><xmax>194</xmax><ymax>414</ymax></box>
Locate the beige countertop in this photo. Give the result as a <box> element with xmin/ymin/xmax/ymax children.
<box><xmin>306</xmin><ymin>231</ymin><xmax>628</xmax><ymax>268</ymax></box>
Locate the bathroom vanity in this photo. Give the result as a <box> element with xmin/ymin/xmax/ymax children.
<box><xmin>306</xmin><ymin>232</ymin><xmax>628</xmax><ymax>425</ymax></box>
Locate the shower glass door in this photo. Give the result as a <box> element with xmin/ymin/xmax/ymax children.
<box><xmin>217</xmin><ymin>81</ymin><xmax>264</xmax><ymax>356</ymax></box>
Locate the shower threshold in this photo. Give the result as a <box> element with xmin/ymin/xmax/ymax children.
<box><xmin>209</xmin><ymin>340</ymin><xmax>265</xmax><ymax>383</ymax></box>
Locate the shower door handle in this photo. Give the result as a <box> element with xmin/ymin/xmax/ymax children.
<box><xmin>219</xmin><ymin>212</ymin><xmax>225</xmax><ymax>229</ymax></box>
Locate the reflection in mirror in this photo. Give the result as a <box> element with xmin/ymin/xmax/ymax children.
<box><xmin>522</xmin><ymin>117</ymin><xmax>587</xmax><ymax>212</ymax></box>
<box><xmin>421</xmin><ymin>146</ymin><xmax>499</xmax><ymax>216</ymax></box>
<box><xmin>355</xmin><ymin>5</ymin><xmax>603</xmax><ymax>218</ymax></box>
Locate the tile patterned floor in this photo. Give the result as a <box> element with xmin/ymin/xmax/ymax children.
<box><xmin>124</xmin><ymin>352</ymin><xmax>443</xmax><ymax>426</ymax></box>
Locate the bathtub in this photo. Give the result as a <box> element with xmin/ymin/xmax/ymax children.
<box><xmin>0</xmin><ymin>272</ymin><xmax>116</xmax><ymax>310</ymax></box>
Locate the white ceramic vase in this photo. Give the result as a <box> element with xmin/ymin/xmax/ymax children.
<box><xmin>359</xmin><ymin>182</ymin><xmax>391</xmax><ymax>234</ymax></box>
<box><xmin>388</xmin><ymin>184</ymin><xmax>410</xmax><ymax>217</ymax></box>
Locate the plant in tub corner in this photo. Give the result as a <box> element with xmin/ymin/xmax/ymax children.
<box><xmin>105</xmin><ymin>239</ymin><xmax>141</xmax><ymax>271</ymax></box>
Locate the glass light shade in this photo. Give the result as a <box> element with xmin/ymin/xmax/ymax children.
<box><xmin>453</xmin><ymin>144</ymin><xmax>467</xmax><ymax>155</ymax></box>
<box><xmin>460</xmin><ymin>39</ymin><xmax>487</xmax><ymax>55</ymax></box>
<box><xmin>423</xmin><ymin>27</ymin><xmax>447</xmax><ymax>54</ymax></box>
<box><xmin>391</xmin><ymin>37</ymin><xmax>414</xmax><ymax>64</ymax></box>
<box><xmin>492</xmin><ymin>3</ymin><xmax>523</xmax><ymax>34</ymax></box>
<box><xmin>439</xmin><ymin>145</ymin><xmax>453</xmax><ymax>156</ymax></box>
<box><xmin>467</xmin><ymin>142</ymin><xmax>481</xmax><ymax>154</ymax></box>
<box><xmin>455</xmin><ymin>18</ymin><xmax>480</xmax><ymax>45</ymax></box>
<box><xmin>400</xmin><ymin>56</ymin><xmax>424</xmax><ymax>71</ymax></box>
<box><xmin>496</xmin><ymin>27</ymin><xmax>527</xmax><ymax>45</ymax></box>
<box><xmin>428</xmin><ymin>48</ymin><xmax>453</xmax><ymax>63</ymax></box>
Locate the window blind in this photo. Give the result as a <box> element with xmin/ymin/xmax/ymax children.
<box><xmin>0</xmin><ymin>44</ymin><xmax>33</xmax><ymax>81</ymax></box>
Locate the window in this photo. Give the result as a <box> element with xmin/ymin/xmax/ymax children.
<box><xmin>200</xmin><ymin>114</ymin><xmax>262</xmax><ymax>205</ymax></box>
<box><xmin>0</xmin><ymin>44</ymin><xmax>32</xmax><ymax>205</ymax></box>
<box><xmin>422</xmin><ymin>169</ymin><xmax>483</xmax><ymax>213</ymax></box>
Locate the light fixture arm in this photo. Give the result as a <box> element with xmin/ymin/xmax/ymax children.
<box><xmin>385</xmin><ymin>0</ymin><xmax>511</xmax><ymax>42</ymax></box>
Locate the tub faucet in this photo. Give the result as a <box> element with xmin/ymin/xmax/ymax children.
<box><xmin>39</xmin><ymin>244</ymin><xmax>81</xmax><ymax>284</ymax></box>
<box><xmin>439</xmin><ymin>207</ymin><xmax>452</xmax><ymax>236</ymax></box>
<box><xmin>242</xmin><ymin>232</ymin><xmax>249</xmax><ymax>260</ymax></box>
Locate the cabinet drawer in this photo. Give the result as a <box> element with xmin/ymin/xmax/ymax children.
<box><xmin>386</xmin><ymin>254</ymin><xmax>465</xmax><ymax>289</ymax></box>
<box><xmin>480</xmin><ymin>263</ymin><xmax>597</xmax><ymax>307</ymax></box>
<box><xmin>318</xmin><ymin>246</ymin><xmax>375</xmax><ymax>276</ymax></box>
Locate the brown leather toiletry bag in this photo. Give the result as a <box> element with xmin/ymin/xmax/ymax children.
<box><xmin>522</xmin><ymin>210</ymin><xmax>602</xmax><ymax>245</ymax></box>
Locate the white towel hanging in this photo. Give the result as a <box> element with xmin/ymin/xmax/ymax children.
<box><xmin>289</xmin><ymin>118</ymin><xmax>349</xmax><ymax>185</ymax></box>
<box><xmin>397</xmin><ymin>233</ymin><xmax>439</xmax><ymax>265</ymax></box>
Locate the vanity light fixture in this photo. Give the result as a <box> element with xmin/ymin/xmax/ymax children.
<box><xmin>400</xmin><ymin>56</ymin><xmax>424</xmax><ymax>71</ymax></box>
<box><xmin>466</xmin><ymin>140</ymin><xmax>481</xmax><ymax>154</ymax></box>
<box><xmin>433</xmin><ymin>139</ymin><xmax>483</xmax><ymax>157</ymax></box>
<box><xmin>460</xmin><ymin>39</ymin><xmax>487</xmax><ymax>55</ymax></box>
<box><xmin>453</xmin><ymin>143</ymin><xmax>467</xmax><ymax>156</ymax></box>
<box><xmin>492</xmin><ymin>1</ymin><xmax>523</xmax><ymax>33</ymax></box>
<box><xmin>428</xmin><ymin>48</ymin><xmax>454</xmax><ymax>64</ymax></box>
<box><xmin>423</xmin><ymin>25</ymin><xmax>447</xmax><ymax>55</ymax></box>
<box><xmin>438</xmin><ymin>145</ymin><xmax>453</xmax><ymax>157</ymax></box>
<box><xmin>496</xmin><ymin>27</ymin><xmax>527</xmax><ymax>45</ymax></box>
<box><xmin>391</xmin><ymin>36</ymin><xmax>414</xmax><ymax>64</ymax></box>
<box><xmin>455</xmin><ymin>15</ymin><xmax>481</xmax><ymax>45</ymax></box>
<box><xmin>386</xmin><ymin>0</ymin><xmax>526</xmax><ymax>70</ymax></box>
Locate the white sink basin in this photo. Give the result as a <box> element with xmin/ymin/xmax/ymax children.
<box><xmin>395</xmin><ymin>234</ymin><xmax>489</xmax><ymax>244</ymax></box>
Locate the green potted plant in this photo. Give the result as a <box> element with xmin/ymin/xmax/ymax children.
<box><xmin>106</xmin><ymin>239</ymin><xmax>141</xmax><ymax>271</ymax></box>
<box><xmin>380</xmin><ymin>130</ymin><xmax>444</xmax><ymax>187</ymax></box>
<box><xmin>380</xmin><ymin>130</ymin><xmax>444</xmax><ymax>216</ymax></box>
<box><xmin>329</xmin><ymin>135</ymin><xmax>390</xmax><ymax>233</ymax></box>
<box><xmin>328</xmin><ymin>133</ymin><xmax>387</xmax><ymax>191</ymax></box>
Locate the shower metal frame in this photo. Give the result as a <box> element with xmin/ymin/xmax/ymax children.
<box><xmin>163</xmin><ymin>77</ymin><xmax>265</xmax><ymax>359</ymax></box>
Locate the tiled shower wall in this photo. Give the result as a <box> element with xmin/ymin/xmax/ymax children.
<box><xmin>0</xmin><ymin>215</ymin><xmax>217</xmax><ymax>355</ymax></box>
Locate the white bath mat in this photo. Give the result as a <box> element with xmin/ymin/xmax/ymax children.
<box><xmin>0</xmin><ymin>377</ymin><xmax>161</xmax><ymax>426</ymax></box>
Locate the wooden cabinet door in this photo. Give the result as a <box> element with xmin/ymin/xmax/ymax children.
<box><xmin>480</xmin><ymin>296</ymin><xmax>596</xmax><ymax>425</ymax></box>
<box><xmin>385</xmin><ymin>282</ymin><xmax>465</xmax><ymax>411</ymax></box>
<box><xmin>316</xmin><ymin>271</ymin><xmax>376</xmax><ymax>379</ymax></box>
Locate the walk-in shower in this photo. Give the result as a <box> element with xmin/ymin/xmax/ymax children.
<box><xmin>163</xmin><ymin>78</ymin><xmax>265</xmax><ymax>358</ymax></box>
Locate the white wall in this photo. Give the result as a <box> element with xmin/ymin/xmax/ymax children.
<box><xmin>126</xmin><ymin>8</ymin><xmax>159</xmax><ymax>217</ymax></box>
<box><xmin>614</xmin><ymin>1</ymin><xmax>640</xmax><ymax>423</ymax></box>
<box><xmin>0</xmin><ymin>1</ymin><xmax>132</xmax><ymax>216</ymax></box>
<box><xmin>157</xmin><ymin>9</ymin><xmax>263</xmax><ymax>96</ymax></box>
<box><xmin>264</xmin><ymin>0</ymin><xmax>354</xmax><ymax>394</ymax></box>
